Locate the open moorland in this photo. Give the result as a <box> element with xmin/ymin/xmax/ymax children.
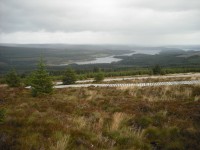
<box><xmin>0</xmin><ymin>81</ymin><xmax>200</xmax><ymax>150</ymax></box>
<box><xmin>1</xmin><ymin>0</ymin><xmax>200</xmax><ymax>149</ymax></box>
<box><xmin>1</xmin><ymin>44</ymin><xmax>200</xmax><ymax>149</ymax></box>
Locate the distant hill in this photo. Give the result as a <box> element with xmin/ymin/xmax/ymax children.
<box><xmin>0</xmin><ymin>44</ymin><xmax>133</xmax><ymax>74</ymax></box>
<box><xmin>0</xmin><ymin>44</ymin><xmax>200</xmax><ymax>74</ymax></box>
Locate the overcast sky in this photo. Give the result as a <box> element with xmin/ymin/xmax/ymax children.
<box><xmin>0</xmin><ymin>0</ymin><xmax>200</xmax><ymax>45</ymax></box>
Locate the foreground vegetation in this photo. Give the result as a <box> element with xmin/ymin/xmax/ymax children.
<box><xmin>0</xmin><ymin>84</ymin><xmax>200</xmax><ymax>149</ymax></box>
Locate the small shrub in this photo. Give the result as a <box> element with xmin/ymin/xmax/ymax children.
<box><xmin>94</xmin><ymin>72</ymin><xmax>104</xmax><ymax>82</ymax></box>
<box><xmin>148</xmin><ymin>69</ymin><xmax>153</xmax><ymax>75</ymax></box>
<box><xmin>5</xmin><ymin>69</ymin><xmax>20</xmax><ymax>87</ymax></box>
<box><xmin>152</xmin><ymin>65</ymin><xmax>162</xmax><ymax>75</ymax></box>
<box><xmin>161</xmin><ymin>69</ymin><xmax>166</xmax><ymax>75</ymax></box>
<box><xmin>135</xmin><ymin>116</ymin><xmax>153</xmax><ymax>128</ymax></box>
<box><xmin>62</xmin><ymin>68</ymin><xmax>77</xmax><ymax>85</ymax></box>
<box><xmin>0</xmin><ymin>77</ymin><xmax>6</xmax><ymax>84</ymax></box>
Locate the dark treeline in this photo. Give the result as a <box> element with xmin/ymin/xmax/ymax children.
<box><xmin>1</xmin><ymin>65</ymin><xmax>200</xmax><ymax>81</ymax></box>
<box><xmin>0</xmin><ymin>45</ymin><xmax>132</xmax><ymax>74</ymax></box>
<box><xmin>49</xmin><ymin>67</ymin><xmax>200</xmax><ymax>81</ymax></box>
<box><xmin>1</xmin><ymin>46</ymin><xmax>200</xmax><ymax>79</ymax></box>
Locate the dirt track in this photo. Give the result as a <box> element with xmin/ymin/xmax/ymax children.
<box><xmin>22</xmin><ymin>73</ymin><xmax>200</xmax><ymax>89</ymax></box>
<box><xmin>53</xmin><ymin>80</ymin><xmax>200</xmax><ymax>88</ymax></box>
<box><xmin>55</xmin><ymin>73</ymin><xmax>200</xmax><ymax>85</ymax></box>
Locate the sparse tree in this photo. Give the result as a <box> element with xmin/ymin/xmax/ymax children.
<box><xmin>148</xmin><ymin>69</ymin><xmax>153</xmax><ymax>75</ymax></box>
<box><xmin>29</xmin><ymin>58</ymin><xmax>53</xmax><ymax>97</ymax></box>
<box><xmin>94</xmin><ymin>72</ymin><xmax>104</xmax><ymax>82</ymax></box>
<box><xmin>152</xmin><ymin>64</ymin><xmax>162</xmax><ymax>75</ymax></box>
<box><xmin>93</xmin><ymin>66</ymin><xmax>100</xmax><ymax>73</ymax></box>
<box><xmin>62</xmin><ymin>68</ymin><xmax>77</xmax><ymax>85</ymax></box>
<box><xmin>6</xmin><ymin>69</ymin><xmax>20</xmax><ymax>87</ymax></box>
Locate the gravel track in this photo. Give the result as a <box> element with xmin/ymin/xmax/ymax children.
<box><xmin>54</xmin><ymin>80</ymin><xmax>200</xmax><ymax>88</ymax></box>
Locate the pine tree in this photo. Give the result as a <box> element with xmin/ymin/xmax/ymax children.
<box><xmin>62</xmin><ymin>68</ymin><xmax>77</xmax><ymax>85</ymax></box>
<box><xmin>93</xmin><ymin>66</ymin><xmax>100</xmax><ymax>72</ymax></box>
<box><xmin>30</xmin><ymin>58</ymin><xmax>53</xmax><ymax>96</ymax></box>
<box><xmin>152</xmin><ymin>64</ymin><xmax>162</xmax><ymax>75</ymax></box>
<box><xmin>94</xmin><ymin>72</ymin><xmax>104</xmax><ymax>82</ymax></box>
<box><xmin>6</xmin><ymin>69</ymin><xmax>20</xmax><ymax>87</ymax></box>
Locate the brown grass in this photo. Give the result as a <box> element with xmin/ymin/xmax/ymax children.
<box><xmin>111</xmin><ymin>112</ymin><xmax>127</xmax><ymax>131</ymax></box>
<box><xmin>0</xmin><ymin>84</ymin><xmax>200</xmax><ymax>149</ymax></box>
<box><xmin>50</xmin><ymin>135</ymin><xmax>70</xmax><ymax>150</ymax></box>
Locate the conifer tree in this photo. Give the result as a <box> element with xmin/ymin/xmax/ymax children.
<box><xmin>62</xmin><ymin>68</ymin><xmax>77</xmax><ymax>85</ymax></box>
<box><xmin>94</xmin><ymin>72</ymin><xmax>104</xmax><ymax>82</ymax></box>
<box><xmin>152</xmin><ymin>64</ymin><xmax>162</xmax><ymax>75</ymax></box>
<box><xmin>6</xmin><ymin>69</ymin><xmax>20</xmax><ymax>87</ymax></box>
<box><xmin>30</xmin><ymin>58</ymin><xmax>53</xmax><ymax>96</ymax></box>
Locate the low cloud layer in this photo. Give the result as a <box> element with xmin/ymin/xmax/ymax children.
<box><xmin>0</xmin><ymin>0</ymin><xmax>200</xmax><ymax>45</ymax></box>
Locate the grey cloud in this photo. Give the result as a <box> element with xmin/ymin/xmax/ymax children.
<box><xmin>124</xmin><ymin>0</ymin><xmax>200</xmax><ymax>11</ymax></box>
<box><xmin>0</xmin><ymin>0</ymin><xmax>200</xmax><ymax>44</ymax></box>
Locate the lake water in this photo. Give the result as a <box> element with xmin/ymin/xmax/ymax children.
<box><xmin>75</xmin><ymin>49</ymin><xmax>160</xmax><ymax>65</ymax></box>
<box><xmin>58</xmin><ymin>49</ymin><xmax>161</xmax><ymax>66</ymax></box>
<box><xmin>75</xmin><ymin>55</ymin><xmax>122</xmax><ymax>65</ymax></box>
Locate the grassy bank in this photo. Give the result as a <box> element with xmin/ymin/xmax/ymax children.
<box><xmin>0</xmin><ymin>84</ymin><xmax>200</xmax><ymax>149</ymax></box>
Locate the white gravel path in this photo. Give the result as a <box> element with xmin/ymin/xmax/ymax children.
<box><xmin>53</xmin><ymin>80</ymin><xmax>200</xmax><ymax>88</ymax></box>
<box><xmin>25</xmin><ymin>73</ymin><xmax>200</xmax><ymax>89</ymax></box>
<box><xmin>54</xmin><ymin>73</ymin><xmax>200</xmax><ymax>85</ymax></box>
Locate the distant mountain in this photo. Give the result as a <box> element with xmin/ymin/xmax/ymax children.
<box><xmin>0</xmin><ymin>45</ymin><xmax>132</xmax><ymax>73</ymax></box>
<box><xmin>1</xmin><ymin>44</ymin><xmax>200</xmax><ymax>74</ymax></box>
<box><xmin>0</xmin><ymin>44</ymin><xmax>135</xmax><ymax>51</ymax></box>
